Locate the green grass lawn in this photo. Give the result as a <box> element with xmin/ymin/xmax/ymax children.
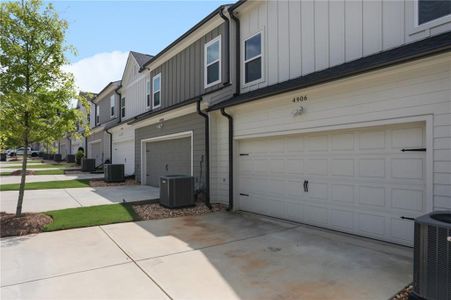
<box><xmin>2</xmin><ymin>163</ymin><xmax>75</xmax><ymax>169</ymax></box>
<box><xmin>0</xmin><ymin>179</ymin><xmax>90</xmax><ymax>191</ymax></box>
<box><xmin>44</xmin><ymin>203</ymin><xmax>139</xmax><ymax>231</ymax></box>
<box><xmin>0</xmin><ymin>169</ymin><xmax>65</xmax><ymax>176</ymax></box>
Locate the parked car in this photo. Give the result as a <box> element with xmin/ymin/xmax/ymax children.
<box><xmin>10</xmin><ymin>147</ymin><xmax>39</xmax><ymax>157</ymax></box>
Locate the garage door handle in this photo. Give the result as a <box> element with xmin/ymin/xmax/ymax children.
<box><xmin>303</xmin><ymin>180</ymin><xmax>308</xmax><ymax>192</ymax></box>
<box><xmin>401</xmin><ymin>148</ymin><xmax>426</xmax><ymax>152</ymax></box>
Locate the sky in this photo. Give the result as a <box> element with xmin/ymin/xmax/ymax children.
<box><xmin>50</xmin><ymin>1</ymin><xmax>230</xmax><ymax>93</ymax></box>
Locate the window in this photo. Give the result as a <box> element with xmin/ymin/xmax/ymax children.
<box><xmin>244</xmin><ymin>32</ymin><xmax>262</xmax><ymax>84</ymax></box>
<box><xmin>121</xmin><ymin>97</ymin><xmax>125</xmax><ymax>118</ymax></box>
<box><xmin>95</xmin><ymin>105</ymin><xmax>99</xmax><ymax>125</ymax></box>
<box><xmin>110</xmin><ymin>95</ymin><xmax>115</xmax><ymax>117</ymax></box>
<box><xmin>204</xmin><ymin>35</ymin><xmax>221</xmax><ymax>88</ymax></box>
<box><xmin>152</xmin><ymin>73</ymin><xmax>161</xmax><ymax>108</ymax></box>
<box><xmin>417</xmin><ymin>0</ymin><xmax>451</xmax><ymax>25</ymax></box>
<box><xmin>146</xmin><ymin>79</ymin><xmax>151</xmax><ymax>108</ymax></box>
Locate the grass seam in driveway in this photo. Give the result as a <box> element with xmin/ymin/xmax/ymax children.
<box><xmin>0</xmin><ymin>179</ymin><xmax>90</xmax><ymax>191</ymax></box>
<box><xmin>44</xmin><ymin>203</ymin><xmax>139</xmax><ymax>232</ymax></box>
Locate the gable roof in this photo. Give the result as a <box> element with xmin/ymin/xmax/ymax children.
<box><xmin>140</xmin><ymin>4</ymin><xmax>230</xmax><ymax>71</ymax></box>
<box><xmin>130</xmin><ymin>51</ymin><xmax>153</xmax><ymax>68</ymax></box>
<box><xmin>209</xmin><ymin>31</ymin><xmax>451</xmax><ymax>111</ymax></box>
<box><xmin>92</xmin><ymin>80</ymin><xmax>121</xmax><ymax>103</ymax></box>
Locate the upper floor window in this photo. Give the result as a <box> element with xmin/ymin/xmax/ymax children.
<box><xmin>95</xmin><ymin>105</ymin><xmax>100</xmax><ymax>125</ymax></box>
<box><xmin>121</xmin><ymin>97</ymin><xmax>125</xmax><ymax>118</ymax></box>
<box><xmin>204</xmin><ymin>35</ymin><xmax>221</xmax><ymax>88</ymax></box>
<box><xmin>152</xmin><ymin>73</ymin><xmax>161</xmax><ymax>108</ymax></box>
<box><xmin>417</xmin><ymin>0</ymin><xmax>451</xmax><ymax>25</ymax></box>
<box><xmin>244</xmin><ymin>32</ymin><xmax>262</xmax><ymax>84</ymax></box>
<box><xmin>110</xmin><ymin>95</ymin><xmax>115</xmax><ymax>117</ymax></box>
<box><xmin>146</xmin><ymin>79</ymin><xmax>151</xmax><ymax>108</ymax></box>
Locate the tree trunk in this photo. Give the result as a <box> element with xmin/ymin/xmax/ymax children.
<box><xmin>16</xmin><ymin>136</ymin><xmax>29</xmax><ymax>217</ymax></box>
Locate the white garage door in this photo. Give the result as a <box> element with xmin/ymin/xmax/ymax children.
<box><xmin>112</xmin><ymin>140</ymin><xmax>134</xmax><ymax>176</ymax></box>
<box><xmin>238</xmin><ymin>122</ymin><xmax>427</xmax><ymax>246</ymax></box>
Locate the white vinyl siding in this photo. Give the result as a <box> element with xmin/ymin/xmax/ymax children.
<box><xmin>210</xmin><ymin>53</ymin><xmax>451</xmax><ymax>216</ymax></box>
<box><xmin>152</xmin><ymin>73</ymin><xmax>161</xmax><ymax>109</ymax></box>
<box><xmin>238</xmin><ymin>0</ymin><xmax>451</xmax><ymax>93</ymax></box>
<box><xmin>110</xmin><ymin>95</ymin><xmax>115</xmax><ymax>117</ymax></box>
<box><xmin>204</xmin><ymin>35</ymin><xmax>222</xmax><ymax>88</ymax></box>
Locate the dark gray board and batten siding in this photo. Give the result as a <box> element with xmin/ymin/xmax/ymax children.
<box><xmin>96</xmin><ymin>90</ymin><xmax>120</xmax><ymax>125</ymax></box>
<box><xmin>149</xmin><ymin>23</ymin><xmax>228</xmax><ymax>110</ymax></box>
<box><xmin>135</xmin><ymin>113</ymin><xmax>206</xmax><ymax>190</ymax></box>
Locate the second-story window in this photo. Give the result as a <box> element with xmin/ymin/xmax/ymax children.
<box><xmin>121</xmin><ymin>97</ymin><xmax>125</xmax><ymax>118</ymax></box>
<box><xmin>204</xmin><ymin>35</ymin><xmax>221</xmax><ymax>88</ymax></box>
<box><xmin>244</xmin><ymin>32</ymin><xmax>262</xmax><ymax>84</ymax></box>
<box><xmin>152</xmin><ymin>73</ymin><xmax>161</xmax><ymax>109</ymax></box>
<box><xmin>146</xmin><ymin>79</ymin><xmax>151</xmax><ymax>108</ymax></box>
<box><xmin>95</xmin><ymin>105</ymin><xmax>99</xmax><ymax>125</ymax></box>
<box><xmin>417</xmin><ymin>0</ymin><xmax>451</xmax><ymax>25</ymax></box>
<box><xmin>110</xmin><ymin>95</ymin><xmax>115</xmax><ymax>117</ymax></box>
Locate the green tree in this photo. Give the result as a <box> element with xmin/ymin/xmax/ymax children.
<box><xmin>0</xmin><ymin>0</ymin><xmax>89</xmax><ymax>216</ymax></box>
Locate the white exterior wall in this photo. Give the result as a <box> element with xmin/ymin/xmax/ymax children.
<box><xmin>121</xmin><ymin>55</ymin><xmax>149</xmax><ymax>121</ymax></box>
<box><xmin>210</xmin><ymin>53</ymin><xmax>451</xmax><ymax>210</ymax></box>
<box><xmin>239</xmin><ymin>0</ymin><xmax>451</xmax><ymax>93</ymax></box>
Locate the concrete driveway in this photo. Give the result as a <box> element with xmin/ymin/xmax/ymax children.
<box><xmin>0</xmin><ymin>173</ymin><xmax>104</xmax><ymax>184</ymax></box>
<box><xmin>0</xmin><ymin>185</ymin><xmax>160</xmax><ymax>213</ymax></box>
<box><xmin>1</xmin><ymin>212</ymin><xmax>412</xmax><ymax>300</ymax></box>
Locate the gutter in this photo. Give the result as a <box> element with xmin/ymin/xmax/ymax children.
<box><xmin>219</xmin><ymin>7</ymin><xmax>230</xmax><ymax>85</ymax></box>
<box><xmin>115</xmin><ymin>85</ymin><xmax>122</xmax><ymax>123</ymax></box>
<box><xmin>105</xmin><ymin>128</ymin><xmax>113</xmax><ymax>164</ymax></box>
<box><xmin>220</xmin><ymin>108</ymin><xmax>234</xmax><ymax>211</ymax></box>
<box><xmin>228</xmin><ymin>5</ymin><xmax>240</xmax><ymax>96</ymax></box>
<box><xmin>196</xmin><ymin>100</ymin><xmax>211</xmax><ymax>209</ymax></box>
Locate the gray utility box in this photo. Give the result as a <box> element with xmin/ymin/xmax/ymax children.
<box><xmin>54</xmin><ymin>154</ymin><xmax>62</xmax><ymax>162</ymax></box>
<box><xmin>66</xmin><ymin>154</ymin><xmax>75</xmax><ymax>163</ymax></box>
<box><xmin>81</xmin><ymin>158</ymin><xmax>96</xmax><ymax>172</ymax></box>
<box><xmin>411</xmin><ymin>211</ymin><xmax>451</xmax><ymax>300</ymax></box>
<box><xmin>48</xmin><ymin>154</ymin><xmax>55</xmax><ymax>160</ymax></box>
<box><xmin>159</xmin><ymin>175</ymin><xmax>194</xmax><ymax>208</ymax></box>
<box><xmin>104</xmin><ymin>164</ymin><xmax>125</xmax><ymax>182</ymax></box>
<box><xmin>0</xmin><ymin>153</ymin><xmax>6</xmax><ymax>161</ymax></box>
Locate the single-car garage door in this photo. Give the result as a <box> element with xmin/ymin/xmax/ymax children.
<box><xmin>146</xmin><ymin>137</ymin><xmax>191</xmax><ymax>187</ymax></box>
<box><xmin>90</xmin><ymin>141</ymin><xmax>103</xmax><ymax>167</ymax></box>
<box><xmin>113</xmin><ymin>140</ymin><xmax>134</xmax><ymax>176</ymax></box>
<box><xmin>238</xmin><ymin>122</ymin><xmax>427</xmax><ymax>246</ymax></box>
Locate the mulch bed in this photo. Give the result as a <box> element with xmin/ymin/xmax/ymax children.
<box><xmin>9</xmin><ymin>170</ymin><xmax>37</xmax><ymax>176</ymax></box>
<box><xmin>391</xmin><ymin>284</ymin><xmax>413</xmax><ymax>300</ymax></box>
<box><xmin>131</xmin><ymin>201</ymin><xmax>225</xmax><ymax>221</ymax></box>
<box><xmin>89</xmin><ymin>178</ymin><xmax>137</xmax><ymax>187</ymax></box>
<box><xmin>1</xmin><ymin>212</ymin><xmax>53</xmax><ymax>237</ymax></box>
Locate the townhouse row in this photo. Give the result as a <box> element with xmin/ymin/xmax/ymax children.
<box><xmin>61</xmin><ymin>0</ymin><xmax>451</xmax><ymax>247</ymax></box>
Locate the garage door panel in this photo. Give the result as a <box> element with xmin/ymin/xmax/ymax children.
<box><xmin>238</xmin><ymin>122</ymin><xmax>427</xmax><ymax>246</ymax></box>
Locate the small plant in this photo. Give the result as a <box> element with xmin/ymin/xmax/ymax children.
<box><xmin>75</xmin><ymin>150</ymin><xmax>84</xmax><ymax>165</ymax></box>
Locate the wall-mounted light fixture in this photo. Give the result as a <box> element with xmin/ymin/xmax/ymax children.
<box><xmin>292</xmin><ymin>105</ymin><xmax>304</xmax><ymax>117</ymax></box>
<box><xmin>156</xmin><ymin>118</ymin><xmax>164</xmax><ymax>129</ymax></box>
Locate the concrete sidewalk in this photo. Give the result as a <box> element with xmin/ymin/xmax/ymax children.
<box><xmin>1</xmin><ymin>212</ymin><xmax>412</xmax><ymax>300</ymax></box>
<box><xmin>0</xmin><ymin>173</ymin><xmax>103</xmax><ymax>184</ymax></box>
<box><xmin>0</xmin><ymin>185</ymin><xmax>160</xmax><ymax>213</ymax></box>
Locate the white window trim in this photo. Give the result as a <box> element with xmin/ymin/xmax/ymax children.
<box><xmin>410</xmin><ymin>0</ymin><xmax>451</xmax><ymax>35</ymax></box>
<box><xmin>242</xmin><ymin>31</ymin><xmax>264</xmax><ymax>87</ymax></box>
<box><xmin>152</xmin><ymin>73</ymin><xmax>161</xmax><ymax>109</ymax></box>
<box><xmin>120</xmin><ymin>97</ymin><xmax>126</xmax><ymax>118</ymax></box>
<box><xmin>110</xmin><ymin>95</ymin><xmax>115</xmax><ymax>118</ymax></box>
<box><xmin>146</xmin><ymin>79</ymin><xmax>151</xmax><ymax>109</ymax></box>
<box><xmin>204</xmin><ymin>35</ymin><xmax>222</xmax><ymax>88</ymax></box>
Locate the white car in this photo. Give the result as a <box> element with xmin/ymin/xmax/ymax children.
<box><xmin>11</xmin><ymin>147</ymin><xmax>39</xmax><ymax>157</ymax></box>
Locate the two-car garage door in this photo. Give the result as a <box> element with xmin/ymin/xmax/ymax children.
<box><xmin>238</xmin><ymin>122</ymin><xmax>427</xmax><ymax>246</ymax></box>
